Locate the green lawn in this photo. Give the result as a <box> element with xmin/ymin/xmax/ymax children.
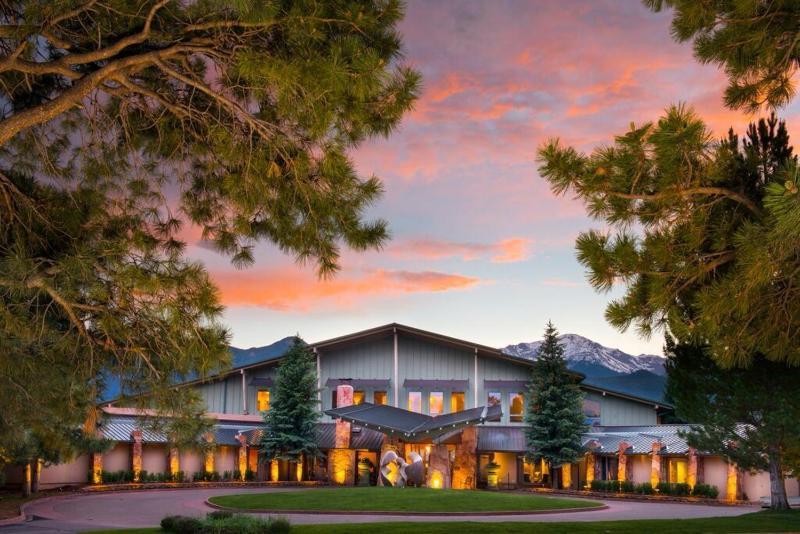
<box><xmin>208</xmin><ymin>487</ymin><xmax>601</xmax><ymax>513</ymax></box>
<box><xmin>84</xmin><ymin>509</ymin><xmax>800</xmax><ymax>534</ymax></box>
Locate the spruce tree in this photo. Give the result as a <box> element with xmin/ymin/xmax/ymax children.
<box><xmin>524</xmin><ymin>322</ymin><xmax>586</xmax><ymax>488</ymax></box>
<box><xmin>260</xmin><ymin>338</ymin><xmax>320</xmax><ymax>474</ymax></box>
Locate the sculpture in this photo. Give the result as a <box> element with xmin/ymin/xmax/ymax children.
<box><xmin>379</xmin><ymin>449</ymin><xmax>426</xmax><ymax>487</ymax></box>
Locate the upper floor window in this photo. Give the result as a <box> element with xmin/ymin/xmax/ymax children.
<box><xmin>408</xmin><ymin>391</ymin><xmax>422</xmax><ymax>413</ymax></box>
<box><xmin>429</xmin><ymin>392</ymin><xmax>444</xmax><ymax>416</ymax></box>
<box><xmin>583</xmin><ymin>399</ymin><xmax>601</xmax><ymax>427</ymax></box>
<box><xmin>353</xmin><ymin>390</ymin><xmax>365</xmax><ymax>405</ymax></box>
<box><xmin>374</xmin><ymin>391</ymin><xmax>388</xmax><ymax>405</ymax></box>
<box><xmin>451</xmin><ymin>392</ymin><xmax>465</xmax><ymax>412</ymax></box>
<box><xmin>510</xmin><ymin>392</ymin><xmax>524</xmax><ymax>422</ymax></box>
<box><xmin>488</xmin><ymin>391</ymin><xmax>502</xmax><ymax>408</ymax></box>
<box><xmin>257</xmin><ymin>390</ymin><xmax>270</xmax><ymax>412</ymax></box>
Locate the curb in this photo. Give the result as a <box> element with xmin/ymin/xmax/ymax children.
<box><xmin>520</xmin><ymin>488</ymin><xmax>753</xmax><ymax>507</ymax></box>
<box><xmin>83</xmin><ymin>481</ymin><xmax>325</xmax><ymax>493</ymax></box>
<box><xmin>0</xmin><ymin>512</ymin><xmax>25</xmax><ymax>526</ymax></box>
<box><xmin>204</xmin><ymin>498</ymin><xmax>609</xmax><ymax>517</ymax></box>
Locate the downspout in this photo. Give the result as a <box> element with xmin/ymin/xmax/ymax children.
<box><xmin>474</xmin><ymin>348</ymin><xmax>479</xmax><ymax>408</ymax></box>
<box><xmin>314</xmin><ymin>347</ymin><xmax>321</xmax><ymax>404</ymax></box>
<box><xmin>393</xmin><ymin>327</ymin><xmax>399</xmax><ymax>408</ymax></box>
<box><xmin>241</xmin><ymin>369</ymin><xmax>247</xmax><ymax>414</ymax></box>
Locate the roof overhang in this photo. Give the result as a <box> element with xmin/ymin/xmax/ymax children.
<box><xmin>325</xmin><ymin>402</ymin><xmax>502</xmax><ymax>443</ymax></box>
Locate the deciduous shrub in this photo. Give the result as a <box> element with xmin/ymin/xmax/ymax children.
<box><xmin>691</xmin><ymin>483</ymin><xmax>720</xmax><ymax>498</ymax></box>
<box><xmin>634</xmin><ymin>482</ymin><xmax>654</xmax><ymax>494</ymax></box>
<box><xmin>657</xmin><ymin>482</ymin><xmax>691</xmax><ymax>496</ymax></box>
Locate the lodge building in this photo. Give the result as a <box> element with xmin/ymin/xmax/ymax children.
<box><xmin>7</xmin><ymin>323</ymin><xmax>799</xmax><ymax>502</ymax></box>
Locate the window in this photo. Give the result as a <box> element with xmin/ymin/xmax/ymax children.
<box><xmin>331</xmin><ymin>390</ymin><xmax>338</xmax><ymax>409</ymax></box>
<box><xmin>450</xmin><ymin>392</ymin><xmax>465</xmax><ymax>413</ymax></box>
<box><xmin>510</xmin><ymin>392</ymin><xmax>524</xmax><ymax>422</ymax></box>
<box><xmin>256</xmin><ymin>390</ymin><xmax>270</xmax><ymax>412</ymax></box>
<box><xmin>408</xmin><ymin>391</ymin><xmax>422</xmax><ymax>413</ymax></box>
<box><xmin>429</xmin><ymin>392</ymin><xmax>444</xmax><ymax>416</ymax></box>
<box><xmin>669</xmin><ymin>458</ymin><xmax>688</xmax><ymax>484</ymax></box>
<box><xmin>374</xmin><ymin>391</ymin><xmax>388</xmax><ymax>405</ymax></box>
<box><xmin>353</xmin><ymin>390</ymin><xmax>365</xmax><ymax>405</ymax></box>
<box><xmin>488</xmin><ymin>391</ymin><xmax>502</xmax><ymax>407</ymax></box>
<box><xmin>582</xmin><ymin>399</ymin><xmax>601</xmax><ymax>427</ymax></box>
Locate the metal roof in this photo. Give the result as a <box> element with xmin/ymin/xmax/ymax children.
<box><xmin>477</xmin><ymin>426</ymin><xmax>527</xmax><ymax>452</ymax></box>
<box><xmin>582</xmin><ymin>424</ymin><xmax>694</xmax><ymax>455</ymax></box>
<box><xmin>99</xmin><ymin>416</ymin><xmax>260</xmax><ymax>446</ymax></box>
<box><xmin>325</xmin><ymin>402</ymin><xmax>502</xmax><ymax>442</ymax></box>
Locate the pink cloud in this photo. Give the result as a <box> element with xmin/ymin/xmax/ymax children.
<box><xmin>212</xmin><ymin>267</ymin><xmax>482</xmax><ymax>311</ymax></box>
<box><xmin>389</xmin><ymin>237</ymin><xmax>532</xmax><ymax>263</ymax></box>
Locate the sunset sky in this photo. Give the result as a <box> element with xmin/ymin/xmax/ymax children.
<box><xmin>189</xmin><ymin>0</ymin><xmax>800</xmax><ymax>355</ymax></box>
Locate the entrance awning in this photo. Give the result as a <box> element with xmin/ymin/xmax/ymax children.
<box><xmin>324</xmin><ymin>402</ymin><xmax>502</xmax><ymax>443</ymax></box>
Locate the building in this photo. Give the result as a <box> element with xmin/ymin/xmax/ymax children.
<box><xmin>6</xmin><ymin>323</ymin><xmax>799</xmax><ymax>502</ymax></box>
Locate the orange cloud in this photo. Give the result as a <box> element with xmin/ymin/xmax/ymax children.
<box><xmin>213</xmin><ymin>268</ymin><xmax>481</xmax><ymax>311</ymax></box>
<box><xmin>390</xmin><ymin>237</ymin><xmax>532</xmax><ymax>263</ymax></box>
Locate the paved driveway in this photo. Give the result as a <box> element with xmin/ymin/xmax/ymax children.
<box><xmin>0</xmin><ymin>487</ymin><xmax>760</xmax><ymax>533</ymax></box>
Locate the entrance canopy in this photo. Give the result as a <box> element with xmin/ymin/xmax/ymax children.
<box><xmin>325</xmin><ymin>402</ymin><xmax>502</xmax><ymax>443</ymax></box>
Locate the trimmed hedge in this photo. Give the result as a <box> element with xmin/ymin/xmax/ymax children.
<box><xmin>161</xmin><ymin>513</ymin><xmax>291</xmax><ymax>533</ymax></box>
<box><xmin>692</xmin><ymin>483</ymin><xmax>720</xmax><ymax>498</ymax></box>
<box><xmin>657</xmin><ymin>482</ymin><xmax>691</xmax><ymax>496</ymax></box>
<box><xmin>589</xmin><ymin>479</ymin><xmax>718</xmax><ymax>499</ymax></box>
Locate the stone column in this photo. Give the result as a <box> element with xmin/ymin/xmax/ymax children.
<box><xmin>617</xmin><ymin>441</ymin><xmax>630</xmax><ymax>482</ymax></box>
<box><xmin>237</xmin><ymin>433</ymin><xmax>248</xmax><ymax>481</ymax></box>
<box><xmin>585</xmin><ymin>453</ymin><xmax>595</xmax><ymax>488</ymax></box>
<box><xmin>561</xmin><ymin>463</ymin><xmax>572</xmax><ymax>489</ymax></box>
<box><xmin>650</xmin><ymin>442</ymin><xmax>663</xmax><ymax>487</ymax></box>
<box><xmin>91</xmin><ymin>452</ymin><xmax>103</xmax><ymax>484</ymax></box>
<box><xmin>270</xmin><ymin>460</ymin><xmax>279</xmax><ymax>481</ymax></box>
<box><xmin>726</xmin><ymin>461</ymin><xmax>738</xmax><ymax>502</ymax></box>
<box><xmin>329</xmin><ymin>384</ymin><xmax>356</xmax><ymax>485</ymax></box>
<box><xmin>452</xmin><ymin>426</ymin><xmax>478</xmax><ymax>489</ymax></box>
<box><xmin>131</xmin><ymin>430</ymin><xmax>143</xmax><ymax>482</ymax></box>
<box><xmin>204</xmin><ymin>432</ymin><xmax>215</xmax><ymax>474</ymax></box>
<box><xmin>687</xmin><ymin>447</ymin><xmax>698</xmax><ymax>490</ymax></box>
<box><xmin>427</xmin><ymin>444</ymin><xmax>451</xmax><ymax>489</ymax></box>
<box><xmin>169</xmin><ymin>447</ymin><xmax>180</xmax><ymax>481</ymax></box>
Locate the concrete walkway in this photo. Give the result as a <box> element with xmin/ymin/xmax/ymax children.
<box><xmin>0</xmin><ymin>487</ymin><xmax>760</xmax><ymax>533</ymax></box>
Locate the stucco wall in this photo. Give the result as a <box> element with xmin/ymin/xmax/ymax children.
<box><xmin>103</xmin><ymin>442</ymin><xmax>130</xmax><ymax>472</ymax></box>
<box><xmin>703</xmin><ymin>456</ymin><xmax>729</xmax><ymax>499</ymax></box>
<box><xmin>215</xmin><ymin>445</ymin><xmax>237</xmax><ymax>474</ymax></box>
<box><xmin>39</xmin><ymin>454</ymin><xmax>89</xmax><ymax>488</ymax></box>
<box><xmin>179</xmin><ymin>450</ymin><xmax>203</xmax><ymax>478</ymax></box>
<box><xmin>629</xmin><ymin>454</ymin><xmax>651</xmax><ymax>484</ymax></box>
<box><xmin>141</xmin><ymin>444</ymin><xmax>167</xmax><ymax>474</ymax></box>
<box><xmin>742</xmin><ymin>471</ymin><xmax>800</xmax><ymax>501</ymax></box>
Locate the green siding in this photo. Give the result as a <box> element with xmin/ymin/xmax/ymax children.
<box><xmin>584</xmin><ymin>391</ymin><xmax>657</xmax><ymax>426</ymax></box>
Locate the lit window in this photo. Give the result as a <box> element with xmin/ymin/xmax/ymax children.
<box><xmin>488</xmin><ymin>391</ymin><xmax>502</xmax><ymax>407</ymax></box>
<box><xmin>353</xmin><ymin>390</ymin><xmax>365</xmax><ymax>405</ymax></box>
<box><xmin>451</xmin><ymin>392</ymin><xmax>465</xmax><ymax>413</ymax></box>
<box><xmin>374</xmin><ymin>391</ymin><xmax>388</xmax><ymax>405</ymax></box>
<box><xmin>408</xmin><ymin>391</ymin><xmax>422</xmax><ymax>413</ymax></box>
<box><xmin>257</xmin><ymin>390</ymin><xmax>270</xmax><ymax>412</ymax></box>
<box><xmin>510</xmin><ymin>393</ymin><xmax>524</xmax><ymax>422</ymax></box>
<box><xmin>429</xmin><ymin>392</ymin><xmax>444</xmax><ymax>416</ymax></box>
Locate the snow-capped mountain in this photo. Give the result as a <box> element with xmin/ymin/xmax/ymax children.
<box><xmin>503</xmin><ymin>334</ymin><xmax>666</xmax><ymax>377</ymax></box>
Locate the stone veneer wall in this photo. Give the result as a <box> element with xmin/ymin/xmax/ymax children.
<box><xmin>452</xmin><ymin>426</ymin><xmax>477</xmax><ymax>489</ymax></box>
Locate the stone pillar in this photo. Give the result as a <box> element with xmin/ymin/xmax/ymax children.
<box><xmin>651</xmin><ymin>442</ymin><xmax>663</xmax><ymax>487</ymax></box>
<box><xmin>131</xmin><ymin>430</ymin><xmax>143</xmax><ymax>482</ymax></box>
<box><xmin>329</xmin><ymin>384</ymin><xmax>356</xmax><ymax>485</ymax></box>
<box><xmin>22</xmin><ymin>462</ymin><xmax>31</xmax><ymax>497</ymax></box>
<box><xmin>452</xmin><ymin>426</ymin><xmax>478</xmax><ymax>489</ymax></box>
<box><xmin>169</xmin><ymin>447</ymin><xmax>180</xmax><ymax>480</ymax></box>
<box><xmin>204</xmin><ymin>432</ymin><xmax>215</xmax><ymax>474</ymax></box>
<box><xmin>561</xmin><ymin>463</ymin><xmax>572</xmax><ymax>489</ymax></box>
<box><xmin>91</xmin><ymin>452</ymin><xmax>103</xmax><ymax>484</ymax></box>
<box><xmin>687</xmin><ymin>447</ymin><xmax>698</xmax><ymax>489</ymax></box>
<box><xmin>617</xmin><ymin>441</ymin><xmax>630</xmax><ymax>482</ymax></box>
<box><xmin>726</xmin><ymin>461</ymin><xmax>738</xmax><ymax>502</ymax></box>
<box><xmin>427</xmin><ymin>444</ymin><xmax>451</xmax><ymax>489</ymax></box>
<box><xmin>237</xmin><ymin>433</ymin><xmax>248</xmax><ymax>481</ymax></box>
<box><xmin>585</xmin><ymin>453</ymin><xmax>595</xmax><ymax>488</ymax></box>
<box><xmin>270</xmin><ymin>460</ymin><xmax>279</xmax><ymax>481</ymax></box>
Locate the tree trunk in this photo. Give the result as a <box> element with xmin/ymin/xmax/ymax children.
<box><xmin>30</xmin><ymin>458</ymin><xmax>40</xmax><ymax>493</ymax></box>
<box><xmin>767</xmin><ymin>449</ymin><xmax>789</xmax><ymax>510</ymax></box>
<box><xmin>21</xmin><ymin>463</ymin><xmax>31</xmax><ymax>498</ymax></box>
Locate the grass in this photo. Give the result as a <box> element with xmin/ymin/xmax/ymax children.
<box><xmin>208</xmin><ymin>487</ymin><xmax>600</xmax><ymax>513</ymax></box>
<box><xmin>83</xmin><ymin>509</ymin><xmax>800</xmax><ymax>534</ymax></box>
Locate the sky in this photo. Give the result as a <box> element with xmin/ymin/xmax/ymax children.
<box><xmin>189</xmin><ymin>0</ymin><xmax>800</xmax><ymax>355</ymax></box>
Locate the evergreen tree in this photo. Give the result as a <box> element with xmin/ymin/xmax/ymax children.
<box><xmin>538</xmin><ymin>109</ymin><xmax>800</xmax><ymax>367</ymax></box>
<box><xmin>645</xmin><ymin>0</ymin><xmax>800</xmax><ymax>111</ymax></box>
<box><xmin>260</xmin><ymin>338</ymin><xmax>320</xmax><ymax>472</ymax></box>
<box><xmin>665</xmin><ymin>338</ymin><xmax>800</xmax><ymax>510</ymax></box>
<box><xmin>524</xmin><ymin>322</ymin><xmax>586</xmax><ymax>488</ymax></box>
<box><xmin>0</xmin><ymin>0</ymin><xmax>419</xmax><ymax>470</ymax></box>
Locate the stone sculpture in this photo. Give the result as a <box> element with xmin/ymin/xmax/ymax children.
<box><xmin>379</xmin><ymin>449</ymin><xmax>426</xmax><ymax>487</ymax></box>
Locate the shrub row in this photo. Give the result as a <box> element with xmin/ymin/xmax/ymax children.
<box><xmin>589</xmin><ymin>479</ymin><xmax>718</xmax><ymax>498</ymax></box>
<box><xmin>191</xmin><ymin>469</ymin><xmax>255</xmax><ymax>482</ymax></box>
<box><xmin>98</xmin><ymin>470</ymin><xmax>185</xmax><ymax>483</ymax></box>
<box><xmin>161</xmin><ymin>512</ymin><xmax>291</xmax><ymax>533</ymax></box>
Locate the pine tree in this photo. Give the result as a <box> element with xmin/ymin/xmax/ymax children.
<box><xmin>538</xmin><ymin>109</ymin><xmax>800</xmax><ymax>367</ymax></box>
<box><xmin>665</xmin><ymin>338</ymin><xmax>800</xmax><ymax>510</ymax></box>
<box><xmin>260</xmin><ymin>338</ymin><xmax>320</xmax><ymax>472</ymax></box>
<box><xmin>645</xmin><ymin>0</ymin><xmax>800</xmax><ymax>112</ymax></box>
<box><xmin>524</xmin><ymin>322</ymin><xmax>586</xmax><ymax>488</ymax></box>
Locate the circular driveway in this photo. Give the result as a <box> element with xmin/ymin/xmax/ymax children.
<box><xmin>1</xmin><ymin>487</ymin><xmax>760</xmax><ymax>533</ymax></box>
